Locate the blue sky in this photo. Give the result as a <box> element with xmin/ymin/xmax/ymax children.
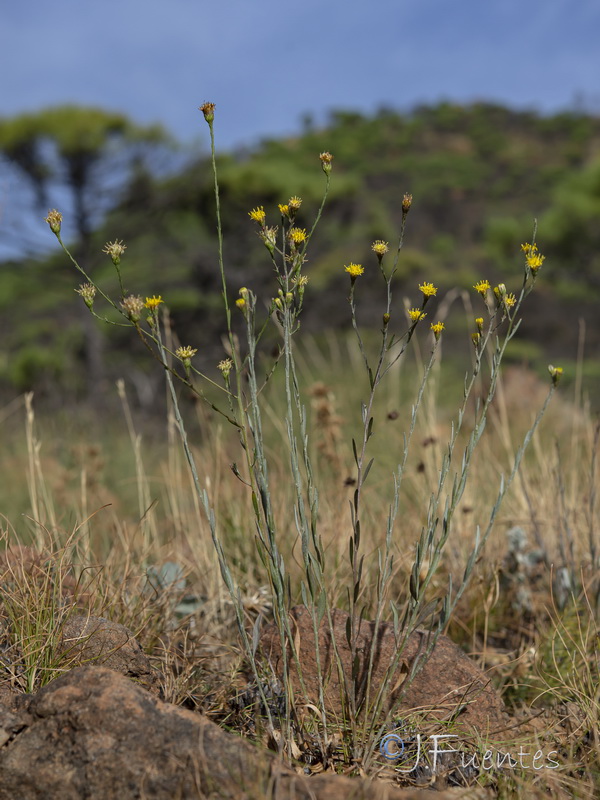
<box><xmin>1</xmin><ymin>0</ymin><xmax>599</xmax><ymax>258</ymax></box>
<box><xmin>3</xmin><ymin>0</ymin><xmax>600</xmax><ymax>150</ymax></box>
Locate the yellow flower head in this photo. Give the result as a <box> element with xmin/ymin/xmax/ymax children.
<box><xmin>408</xmin><ymin>308</ymin><xmax>426</xmax><ymax>323</ymax></box>
<box><xmin>248</xmin><ymin>206</ymin><xmax>266</xmax><ymax>224</ymax></box>
<box><xmin>471</xmin><ymin>332</ymin><xmax>481</xmax><ymax>347</ymax></box>
<box><xmin>526</xmin><ymin>253</ymin><xmax>545</xmax><ymax>273</ymax></box>
<box><xmin>473</xmin><ymin>279</ymin><xmax>490</xmax><ymax>297</ymax></box>
<box><xmin>345</xmin><ymin>263</ymin><xmax>364</xmax><ymax>278</ymax></box>
<box><xmin>475</xmin><ymin>317</ymin><xmax>484</xmax><ymax>332</ymax></box>
<box><xmin>44</xmin><ymin>209</ymin><xmax>63</xmax><ymax>235</ymax></box>
<box><xmin>288</xmin><ymin>227</ymin><xmax>307</xmax><ymax>245</ymax></box>
<box><xmin>521</xmin><ymin>242</ymin><xmax>538</xmax><ymax>255</ymax></box>
<box><xmin>293</xmin><ymin>275</ymin><xmax>309</xmax><ymax>288</ymax></box>
<box><xmin>288</xmin><ymin>196</ymin><xmax>302</xmax><ymax>211</ymax></box>
<box><xmin>278</xmin><ymin>203</ymin><xmax>290</xmax><ymax>217</ymax></box>
<box><xmin>145</xmin><ymin>295</ymin><xmax>163</xmax><ymax>311</ymax></box>
<box><xmin>504</xmin><ymin>293</ymin><xmax>517</xmax><ymax>309</ymax></box>
<box><xmin>371</xmin><ymin>240</ymin><xmax>389</xmax><ymax>257</ymax></box>
<box><xmin>236</xmin><ymin>297</ymin><xmax>247</xmax><ymax>311</ymax></box>
<box><xmin>419</xmin><ymin>281</ymin><xmax>437</xmax><ymax>298</ymax></box>
<box><xmin>430</xmin><ymin>321</ymin><xmax>445</xmax><ymax>339</ymax></box>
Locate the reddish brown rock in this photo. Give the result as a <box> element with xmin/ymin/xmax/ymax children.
<box><xmin>0</xmin><ymin>665</ymin><xmax>474</xmax><ymax>800</ymax></box>
<box><xmin>260</xmin><ymin>606</ymin><xmax>509</xmax><ymax>736</ymax></box>
<box><xmin>57</xmin><ymin>614</ymin><xmax>159</xmax><ymax>691</ymax></box>
<box><xmin>0</xmin><ymin>545</ymin><xmax>47</xmax><ymax>582</ymax></box>
<box><xmin>0</xmin><ymin>544</ymin><xmax>91</xmax><ymax>606</ymax></box>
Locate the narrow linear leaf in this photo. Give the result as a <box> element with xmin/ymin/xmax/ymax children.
<box><xmin>367</xmin><ymin>417</ymin><xmax>374</xmax><ymax>439</ymax></box>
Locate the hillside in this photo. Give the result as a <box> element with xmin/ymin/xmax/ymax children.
<box><xmin>2</xmin><ymin>101</ymin><xmax>600</xmax><ymax>406</ymax></box>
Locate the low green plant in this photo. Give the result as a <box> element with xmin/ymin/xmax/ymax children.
<box><xmin>44</xmin><ymin>103</ymin><xmax>560</xmax><ymax>771</ymax></box>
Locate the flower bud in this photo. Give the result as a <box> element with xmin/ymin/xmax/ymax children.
<box><xmin>548</xmin><ymin>365</ymin><xmax>563</xmax><ymax>386</ymax></box>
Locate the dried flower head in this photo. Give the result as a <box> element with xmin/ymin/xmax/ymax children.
<box><xmin>145</xmin><ymin>295</ymin><xmax>163</xmax><ymax>311</ymax></box>
<box><xmin>408</xmin><ymin>308</ymin><xmax>426</xmax><ymax>323</ymax></box>
<box><xmin>217</xmin><ymin>358</ymin><xmax>233</xmax><ymax>378</ymax></box>
<box><xmin>103</xmin><ymin>239</ymin><xmax>127</xmax><ymax>265</ymax></box>
<box><xmin>292</xmin><ymin>275</ymin><xmax>309</xmax><ymax>288</ymax></box>
<box><xmin>76</xmin><ymin>283</ymin><xmax>96</xmax><ymax>309</ymax></box>
<box><xmin>371</xmin><ymin>240</ymin><xmax>389</xmax><ymax>258</ymax></box>
<box><xmin>319</xmin><ymin>152</ymin><xmax>333</xmax><ymax>174</ymax></box>
<box><xmin>176</xmin><ymin>346</ymin><xmax>197</xmax><ymax>371</ymax></box>
<box><xmin>419</xmin><ymin>281</ymin><xmax>437</xmax><ymax>298</ymax></box>
<box><xmin>199</xmin><ymin>102</ymin><xmax>215</xmax><ymax>123</ymax></box>
<box><xmin>402</xmin><ymin>193</ymin><xmax>413</xmax><ymax>213</ymax></box>
<box><xmin>473</xmin><ymin>279</ymin><xmax>490</xmax><ymax>297</ymax></box>
<box><xmin>121</xmin><ymin>295</ymin><xmax>145</xmax><ymax>322</ymax></box>
<box><xmin>176</xmin><ymin>346</ymin><xmax>197</xmax><ymax>360</ymax></box>
<box><xmin>260</xmin><ymin>226</ymin><xmax>278</xmax><ymax>253</ymax></box>
<box><xmin>44</xmin><ymin>209</ymin><xmax>63</xmax><ymax>235</ymax></box>
<box><xmin>288</xmin><ymin>196</ymin><xmax>302</xmax><ymax>210</ymax></box>
<box><xmin>288</xmin><ymin>227</ymin><xmax>307</xmax><ymax>245</ymax></box>
<box><xmin>344</xmin><ymin>263</ymin><xmax>364</xmax><ymax>278</ymax></box>
<box><xmin>248</xmin><ymin>206</ymin><xmax>266</xmax><ymax>224</ymax></box>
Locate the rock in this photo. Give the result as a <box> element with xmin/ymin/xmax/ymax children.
<box><xmin>0</xmin><ymin>686</ymin><xmax>29</xmax><ymax>715</ymax></box>
<box><xmin>260</xmin><ymin>606</ymin><xmax>509</xmax><ymax>736</ymax></box>
<box><xmin>58</xmin><ymin>615</ymin><xmax>159</xmax><ymax>692</ymax></box>
<box><xmin>0</xmin><ymin>665</ymin><xmax>474</xmax><ymax>799</ymax></box>
<box><xmin>0</xmin><ymin>544</ymin><xmax>91</xmax><ymax>606</ymax></box>
<box><xmin>0</xmin><ymin>546</ymin><xmax>47</xmax><ymax>582</ymax></box>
